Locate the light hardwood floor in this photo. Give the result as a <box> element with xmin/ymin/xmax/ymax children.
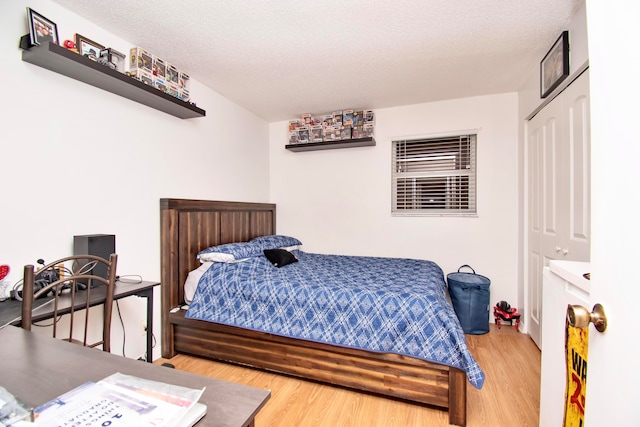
<box><xmin>157</xmin><ymin>324</ymin><xmax>540</xmax><ymax>426</ymax></box>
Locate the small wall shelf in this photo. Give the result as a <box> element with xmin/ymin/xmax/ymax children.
<box><xmin>21</xmin><ymin>42</ymin><xmax>206</xmax><ymax>119</ymax></box>
<box><xmin>285</xmin><ymin>137</ymin><xmax>375</xmax><ymax>152</ymax></box>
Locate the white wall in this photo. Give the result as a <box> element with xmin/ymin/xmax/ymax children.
<box><xmin>269</xmin><ymin>93</ymin><xmax>519</xmax><ymax>306</ymax></box>
<box><xmin>0</xmin><ymin>0</ymin><xmax>270</xmax><ymax>359</ymax></box>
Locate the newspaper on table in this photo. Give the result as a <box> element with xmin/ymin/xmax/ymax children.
<box><xmin>31</xmin><ymin>372</ymin><xmax>205</xmax><ymax>427</ymax></box>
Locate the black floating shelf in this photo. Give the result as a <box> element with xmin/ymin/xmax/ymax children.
<box><xmin>21</xmin><ymin>41</ymin><xmax>206</xmax><ymax>119</ymax></box>
<box><xmin>285</xmin><ymin>137</ymin><xmax>376</xmax><ymax>152</ymax></box>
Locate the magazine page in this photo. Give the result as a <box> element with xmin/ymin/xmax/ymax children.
<box><xmin>32</xmin><ymin>373</ymin><xmax>205</xmax><ymax>427</ymax></box>
<box><xmin>97</xmin><ymin>373</ymin><xmax>205</xmax><ymax>425</ymax></box>
<box><xmin>98</xmin><ymin>373</ymin><xmax>203</xmax><ymax>407</ymax></box>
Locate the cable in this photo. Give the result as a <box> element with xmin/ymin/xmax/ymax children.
<box><xmin>116</xmin><ymin>275</ymin><xmax>143</xmax><ymax>285</ymax></box>
<box><xmin>142</xmin><ymin>333</ymin><xmax>157</xmax><ymax>361</ymax></box>
<box><xmin>115</xmin><ymin>299</ymin><xmax>151</xmax><ymax>360</ymax></box>
<box><xmin>115</xmin><ymin>300</ymin><xmax>126</xmax><ymax>358</ymax></box>
<box><xmin>11</xmin><ymin>278</ymin><xmax>24</xmax><ymax>301</ymax></box>
<box><xmin>32</xmin><ymin>312</ymin><xmax>62</xmax><ymax>328</ymax></box>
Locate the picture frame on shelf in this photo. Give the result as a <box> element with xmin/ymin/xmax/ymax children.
<box><xmin>27</xmin><ymin>7</ymin><xmax>59</xmax><ymax>46</ymax></box>
<box><xmin>75</xmin><ymin>33</ymin><xmax>105</xmax><ymax>59</ymax></box>
<box><xmin>540</xmin><ymin>31</ymin><xmax>569</xmax><ymax>98</ymax></box>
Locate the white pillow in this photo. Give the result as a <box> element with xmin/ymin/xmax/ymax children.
<box><xmin>198</xmin><ymin>252</ymin><xmax>235</xmax><ymax>263</ymax></box>
<box><xmin>184</xmin><ymin>262</ymin><xmax>213</xmax><ymax>303</ymax></box>
<box><xmin>185</xmin><ymin>256</ymin><xmax>253</xmax><ymax>302</ymax></box>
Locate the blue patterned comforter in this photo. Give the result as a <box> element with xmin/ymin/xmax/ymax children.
<box><xmin>186</xmin><ymin>251</ymin><xmax>485</xmax><ymax>389</ymax></box>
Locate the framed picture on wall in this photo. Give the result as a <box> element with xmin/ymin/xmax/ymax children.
<box><xmin>27</xmin><ymin>7</ymin><xmax>59</xmax><ymax>46</ymax></box>
<box><xmin>540</xmin><ymin>31</ymin><xmax>569</xmax><ymax>98</ymax></box>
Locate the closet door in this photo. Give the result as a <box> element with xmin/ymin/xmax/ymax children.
<box><xmin>526</xmin><ymin>69</ymin><xmax>591</xmax><ymax>349</ymax></box>
<box><xmin>528</xmin><ymin>94</ymin><xmax>563</xmax><ymax>348</ymax></box>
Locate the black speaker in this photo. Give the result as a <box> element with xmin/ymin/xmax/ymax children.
<box><xmin>73</xmin><ymin>234</ymin><xmax>116</xmax><ymax>286</ymax></box>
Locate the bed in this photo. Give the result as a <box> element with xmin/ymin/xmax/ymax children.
<box><xmin>160</xmin><ymin>198</ymin><xmax>482</xmax><ymax>426</ymax></box>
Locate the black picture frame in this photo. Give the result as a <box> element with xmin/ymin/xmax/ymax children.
<box><xmin>27</xmin><ymin>8</ymin><xmax>59</xmax><ymax>46</ymax></box>
<box><xmin>540</xmin><ymin>31</ymin><xmax>569</xmax><ymax>98</ymax></box>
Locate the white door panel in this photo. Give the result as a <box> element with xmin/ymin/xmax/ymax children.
<box><xmin>564</xmin><ymin>75</ymin><xmax>591</xmax><ymax>261</ymax></box>
<box><xmin>584</xmin><ymin>3</ymin><xmax>640</xmax><ymax>423</ymax></box>
<box><xmin>541</xmin><ymin>106</ymin><xmax>564</xmax><ymax>262</ymax></box>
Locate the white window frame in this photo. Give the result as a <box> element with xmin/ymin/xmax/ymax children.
<box><xmin>392</xmin><ymin>132</ymin><xmax>477</xmax><ymax>217</ymax></box>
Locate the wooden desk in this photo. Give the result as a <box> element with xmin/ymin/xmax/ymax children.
<box><xmin>0</xmin><ymin>326</ymin><xmax>271</xmax><ymax>427</ymax></box>
<box><xmin>0</xmin><ymin>280</ymin><xmax>160</xmax><ymax>362</ymax></box>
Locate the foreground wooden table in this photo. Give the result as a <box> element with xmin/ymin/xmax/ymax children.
<box><xmin>0</xmin><ymin>326</ymin><xmax>270</xmax><ymax>427</ymax></box>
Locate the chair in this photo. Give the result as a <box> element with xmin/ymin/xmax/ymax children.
<box><xmin>20</xmin><ymin>254</ymin><xmax>118</xmax><ymax>352</ymax></box>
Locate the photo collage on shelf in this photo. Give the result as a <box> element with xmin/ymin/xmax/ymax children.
<box><xmin>288</xmin><ymin>109</ymin><xmax>375</xmax><ymax>145</ymax></box>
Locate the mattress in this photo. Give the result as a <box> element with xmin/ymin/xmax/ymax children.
<box><xmin>186</xmin><ymin>250</ymin><xmax>485</xmax><ymax>388</ymax></box>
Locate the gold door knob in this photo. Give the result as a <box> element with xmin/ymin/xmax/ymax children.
<box><xmin>567</xmin><ymin>304</ymin><xmax>607</xmax><ymax>332</ymax></box>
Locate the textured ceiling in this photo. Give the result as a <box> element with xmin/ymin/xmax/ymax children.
<box><xmin>50</xmin><ymin>0</ymin><xmax>584</xmax><ymax>122</ymax></box>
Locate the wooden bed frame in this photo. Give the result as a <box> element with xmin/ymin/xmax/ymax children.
<box><xmin>160</xmin><ymin>198</ymin><xmax>467</xmax><ymax>426</ymax></box>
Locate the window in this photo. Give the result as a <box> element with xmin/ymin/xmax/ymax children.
<box><xmin>392</xmin><ymin>133</ymin><xmax>477</xmax><ymax>216</ymax></box>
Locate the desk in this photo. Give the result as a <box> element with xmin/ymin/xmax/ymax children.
<box><xmin>0</xmin><ymin>280</ymin><xmax>160</xmax><ymax>362</ymax></box>
<box><xmin>0</xmin><ymin>326</ymin><xmax>271</xmax><ymax>427</ymax></box>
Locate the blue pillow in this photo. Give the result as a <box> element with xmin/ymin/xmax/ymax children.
<box><xmin>250</xmin><ymin>235</ymin><xmax>302</xmax><ymax>250</ymax></box>
<box><xmin>197</xmin><ymin>241</ymin><xmax>263</xmax><ymax>262</ymax></box>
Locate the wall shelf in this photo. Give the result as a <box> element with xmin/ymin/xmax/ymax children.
<box><xmin>285</xmin><ymin>137</ymin><xmax>375</xmax><ymax>152</ymax></box>
<box><xmin>21</xmin><ymin>42</ymin><xmax>206</xmax><ymax>119</ymax></box>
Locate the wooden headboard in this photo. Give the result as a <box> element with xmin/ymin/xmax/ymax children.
<box><xmin>159</xmin><ymin>198</ymin><xmax>276</xmax><ymax>352</ymax></box>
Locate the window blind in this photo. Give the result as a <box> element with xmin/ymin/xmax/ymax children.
<box><xmin>392</xmin><ymin>134</ymin><xmax>477</xmax><ymax>216</ymax></box>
